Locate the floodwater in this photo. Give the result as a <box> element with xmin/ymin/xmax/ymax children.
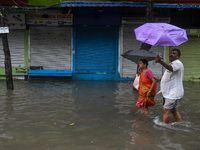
<box><xmin>0</xmin><ymin>80</ymin><xmax>200</xmax><ymax>150</ymax></box>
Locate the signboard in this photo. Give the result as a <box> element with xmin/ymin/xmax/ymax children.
<box><xmin>27</xmin><ymin>13</ymin><xmax>73</xmax><ymax>26</ymax></box>
<box><xmin>0</xmin><ymin>27</ymin><xmax>9</xmax><ymax>33</ymax></box>
<box><xmin>122</xmin><ymin>17</ymin><xmax>170</xmax><ymax>24</ymax></box>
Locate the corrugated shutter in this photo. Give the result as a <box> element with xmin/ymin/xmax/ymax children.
<box><xmin>75</xmin><ymin>26</ymin><xmax>117</xmax><ymax>74</ymax></box>
<box><xmin>170</xmin><ymin>35</ymin><xmax>200</xmax><ymax>81</ymax></box>
<box><xmin>0</xmin><ymin>29</ymin><xmax>25</xmax><ymax>67</ymax></box>
<box><xmin>121</xmin><ymin>24</ymin><xmax>164</xmax><ymax>78</ymax></box>
<box><xmin>30</xmin><ymin>27</ymin><xmax>72</xmax><ymax>70</ymax></box>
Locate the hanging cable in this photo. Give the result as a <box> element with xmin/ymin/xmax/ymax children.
<box><xmin>13</xmin><ymin>0</ymin><xmax>27</xmax><ymax>6</ymax></box>
<box><xmin>12</xmin><ymin>0</ymin><xmax>21</xmax><ymax>7</ymax></box>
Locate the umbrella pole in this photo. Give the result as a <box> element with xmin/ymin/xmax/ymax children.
<box><xmin>140</xmin><ymin>43</ymin><xmax>152</xmax><ymax>51</ymax></box>
<box><xmin>136</xmin><ymin>43</ymin><xmax>152</xmax><ymax>75</ymax></box>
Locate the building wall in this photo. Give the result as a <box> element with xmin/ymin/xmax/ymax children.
<box><xmin>72</xmin><ymin>7</ymin><xmax>120</xmax><ymax>80</ymax></box>
<box><xmin>119</xmin><ymin>24</ymin><xmax>164</xmax><ymax>79</ymax></box>
<box><xmin>0</xmin><ymin>29</ymin><xmax>28</xmax><ymax>79</ymax></box>
<box><xmin>29</xmin><ymin>27</ymin><xmax>72</xmax><ymax>70</ymax></box>
<box><xmin>168</xmin><ymin>29</ymin><xmax>200</xmax><ymax>81</ymax></box>
<box><xmin>1</xmin><ymin>7</ymin><xmax>200</xmax><ymax>81</ymax></box>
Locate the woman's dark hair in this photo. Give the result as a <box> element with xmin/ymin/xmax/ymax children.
<box><xmin>140</xmin><ymin>59</ymin><xmax>148</xmax><ymax>68</ymax></box>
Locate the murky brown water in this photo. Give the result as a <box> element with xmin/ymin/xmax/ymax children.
<box><xmin>0</xmin><ymin>80</ymin><xmax>199</xmax><ymax>150</ymax></box>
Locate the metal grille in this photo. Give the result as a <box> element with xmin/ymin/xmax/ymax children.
<box><xmin>30</xmin><ymin>27</ymin><xmax>72</xmax><ymax>70</ymax></box>
<box><xmin>75</xmin><ymin>26</ymin><xmax>117</xmax><ymax>74</ymax></box>
<box><xmin>0</xmin><ymin>29</ymin><xmax>25</xmax><ymax>67</ymax></box>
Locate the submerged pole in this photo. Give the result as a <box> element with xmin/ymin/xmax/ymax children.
<box><xmin>2</xmin><ymin>34</ymin><xmax>14</xmax><ymax>90</ymax></box>
<box><xmin>0</xmin><ymin>12</ymin><xmax>14</xmax><ymax>90</ymax></box>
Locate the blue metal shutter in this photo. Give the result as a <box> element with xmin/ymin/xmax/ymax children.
<box><xmin>75</xmin><ymin>26</ymin><xmax>117</xmax><ymax>74</ymax></box>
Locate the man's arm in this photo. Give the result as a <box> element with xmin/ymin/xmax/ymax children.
<box><xmin>155</xmin><ymin>55</ymin><xmax>173</xmax><ymax>72</ymax></box>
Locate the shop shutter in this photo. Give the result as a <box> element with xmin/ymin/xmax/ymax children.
<box><xmin>121</xmin><ymin>24</ymin><xmax>164</xmax><ymax>78</ymax></box>
<box><xmin>75</xmin><ymin>26</ymin><xmax>117</xmax><ymax>74</ymax></box>
<box><xmin>169</xmin><ymin>35</ymin><xmax>200</xmax><ymax>81</ymax></box>
<box><xmin>0</xmin><ymin>30</ymin><xmax>25</xmax><ymax>67</ymax></box>
<box><xmin>29</xmin><ymin>27</ymin><xmax>72</xmax><ymax>70</ymax></box>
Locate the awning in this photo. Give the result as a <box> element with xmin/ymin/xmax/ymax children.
<box><xmin>154</xmin><ymin>4</ymin><xmax>200</xmax><ymax>8</ymax></box>
<box><xmin>60</xmin><ymin>2</ymin><xmax>200</xmax><ymax>9</ymax></box>
<box><xmin>60</xmin><ymin>2</ymin><xmax>145</xmax><ymax>7</ymax></box>
<box><xmin>1</xmin><ymin>0</ymin><xmax>200</xmax><ymax>9</ymax></box>
<box><xmin>154</xmin><ymin>0</ymin><xmax>200</xmax><ymax>4</ymax></box>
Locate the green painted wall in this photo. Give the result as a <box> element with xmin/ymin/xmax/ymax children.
<box><xmin>0</xmin><ymin>30</ymin><xmax>29</xmax><ymax>80</ymax></box>
<box><xmin>0</xmin><ymin>67</ymin><xmax>28</xmax><ymax>79</ymax></box>
<box><xmin>186</xmin><ymin>29</ymin><xmax>200</xmax><ymax>36</ymax></box>
<box><xmin>169</xmin><ymin>33</ymin><xmax>200</xmax><ymax>82</ymax></box>
<box><xmin>28</xmin><ymin>0</ymin><xmax>69</xmax><ymax>6</ymax></box>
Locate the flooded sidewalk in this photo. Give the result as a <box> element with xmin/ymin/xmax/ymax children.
<box><xmin>0</xmin><ymin>80</ymin><xmax>200</xmax><ymax>150</ymax></box>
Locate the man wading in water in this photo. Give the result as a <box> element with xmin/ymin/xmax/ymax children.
<box><xmin>155</xmin><ymin>49</ymin><xmax>184</xmax><ymax>124</ymax></box>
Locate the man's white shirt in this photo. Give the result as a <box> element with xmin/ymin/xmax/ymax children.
<box><xmin>161</xmin><ymin>59</ymin><xmax>184</xmax><ymax>99</ymax></box>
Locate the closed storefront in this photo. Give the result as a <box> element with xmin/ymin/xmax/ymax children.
<box><xmin>120</xmin><ymin>24</ymin><xmax>164</xmax><ymax>78</ymax></box>
<box><xmin>0</xmin><ymin>29</ymin><xmax>27</xmax><ymax>79</ymax></box>
<box><xmin>73</xmin><ymin>7</ymin><xmax>121</xmax><ymax>80</ymax></box>
<box><xmin>169</xmin><ymin>34</ymin><xmax>200</xmax><ymax>81</ymax></box>
<box><xmin>74</xmin><ymin>26</ymin><xmax>118</xmax><ymax>80</ymax></box>
<box><xmin>29</xmin><ymin>26</ymin><xmax>72</xmax><ymax>76</ymax></box>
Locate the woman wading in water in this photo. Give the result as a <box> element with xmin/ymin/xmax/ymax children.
<box><xmin>136</xmin><ymin>59</ymin><xmax>157</xmax><ymax>114</ymax></box>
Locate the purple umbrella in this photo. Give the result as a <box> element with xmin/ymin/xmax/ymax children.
<box><xmin>134</xmin><ymin>23</ymin><xmax>188</xmax><ymax>46</ymax></box>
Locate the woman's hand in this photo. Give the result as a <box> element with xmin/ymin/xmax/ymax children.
<box><xmin>147</xmin><ymin>91</ymin><xmax>151</xmax><ymax>97</ymax></box>
<box><xmin>138</xmin><ymin>68</ymin><xmax>141</xmax><ymax>75</ymax></box>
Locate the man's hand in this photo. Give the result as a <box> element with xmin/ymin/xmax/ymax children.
<box><xmin>155</xmin><ymin>55</ymin><xmax>173</xmax><ymax>72</ymax></box>
<box><xmin>155</xmin><ymin>55</ymin><xmax>161</xmax><ymax>63</ymax></box>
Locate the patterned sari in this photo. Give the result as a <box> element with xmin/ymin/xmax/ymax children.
<box><xmin>136</xmin><ymin>70</ymin><xmax>157</xmax><ymax>108</ymax></box>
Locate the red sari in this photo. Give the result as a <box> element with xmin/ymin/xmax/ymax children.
<box><xmin>136</xmin><ymin>70</ymin><xmax>157</xmax><ymax>108</ymax></box>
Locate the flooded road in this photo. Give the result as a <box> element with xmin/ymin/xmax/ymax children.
<box><xmin>0</xmin><ymin>80</ymin><xmax>200</xmax><ymax>150</ymax></box>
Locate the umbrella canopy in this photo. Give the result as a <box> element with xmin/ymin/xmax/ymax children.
<box><xmin>134</xmin><ymin>23</ymin><xmax>188</xmax><ymax>46</ymax></box>
<box><xmin>121</xmin><ymin>49</ymin><xmax>157</xmax><ymax>64</ymax></box>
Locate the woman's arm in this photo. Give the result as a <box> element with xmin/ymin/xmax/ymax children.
<box><xmin>147</xmin><ymin>78</ymin><xmax>156</xmax><ymax>97</ymax></box>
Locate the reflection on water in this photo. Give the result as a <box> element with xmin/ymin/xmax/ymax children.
<box><xmin>0</xmin><ymin>80</ymin><xmax>200</xmax><ymax>150</ymax></box>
